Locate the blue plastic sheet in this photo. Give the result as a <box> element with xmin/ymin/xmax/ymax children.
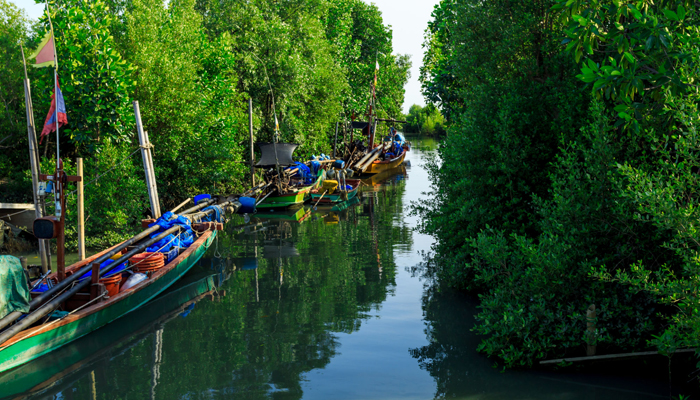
<box><xmin>32</xmin><ymin>258</ymin><xmax>128</xmax><ymax>293</ymax></box>
<box><xmin>287</xmin><ymin>162</ymin><xmax>315</xmax><ymax>185</ymax></box>
<box><xmin>146</xmin><ymin>211</ymin><xmax>194</xmax><ymax>253</ymax></box>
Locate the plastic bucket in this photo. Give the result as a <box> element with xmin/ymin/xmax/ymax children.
<box><xmin>99</xmin><ymin>274</ymin><xmax>122</xmax><ymax>297</ymax></box>
<box><xmin>129</xmin><ymin>252</ymin><xmax>165</xmax><ymax>274</ymax></box>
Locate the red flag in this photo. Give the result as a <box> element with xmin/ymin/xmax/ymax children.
<box><xmin>41</xmin><ymin>79</ymin><xmax>68</xmax><ymax>142</ymax></box>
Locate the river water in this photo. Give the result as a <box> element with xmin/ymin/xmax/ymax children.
<box><xmin>1</xmin><ymin>136</ymin><xmax>696</xmax><ymax>399</ymax></box>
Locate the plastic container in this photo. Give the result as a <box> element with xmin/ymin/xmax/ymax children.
<box><xmin>120</xmin><ymin>273</ymin><xmax>148</xmax><ymax>292</ymax></box>
<box><xmin>99</xmin><ymin>274</ymin><xmax>122</xmax><ymax>297</ymax></box>
<box><xmin>238</xmin><ymin>197</ymin><xmax>256</xmax><ymax>214</ymax></box>
<box><xmin>333</xmin><ymin>160</ymin><xmax>345</xmax><ymax>169</ymax></box>
<box><xmin>194</xmin><ymin>194</ymin><xmax>211</xmax><ymax>204</ymax></box>
<box><xmin>129</xmin><ymin>252</ymin><xmax>165</xmax><ymax>274</ymax></box>
<box><xmin>322</xmin><ymin>180</ymin><xmax>338</xmax><ymax>194</ymax></box>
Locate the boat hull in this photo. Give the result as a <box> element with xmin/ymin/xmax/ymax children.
<box><xmin>364</xmin><ymin>151</ymin><xmax>406</xmax><ymax>175</ymax></box>
<box><xmin>310</xmin><ymin>180</ymin><xmax>360</xmax><ymax>204</ymax></box>
<box><xmin>257</xmin><ymin>170</ymin><xmax>323</xmax><ymax>209</ymax></box>
<box><xmin>256</xmin><ymin>189</ymin><xmax>309</xmax><ymax>209</ymax></box>
<box><xmin>0</xmin><ymin>231</ymin><xmax>216</xmax><ymax>374</ymax></box>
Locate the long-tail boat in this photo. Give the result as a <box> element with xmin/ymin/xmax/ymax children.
<box><xmin>0</xmin><ymin>261</ymin><xmax>232</xmax><ymax>399</ymax></box>
<box><xmin>339</xmin><ymin>58</ymin><xmax>410</xmax><ymax>175</ymax></box>
<box><xmin>253</xmin><ymin>142</ymin><xmax>324</xmax><ymax>209</ymax></box>
<box><xmin>310</xmin><ymin>179</ymin><xmax>361</xmax><ymax>204</ymax></box>
<box><xmin>0</xmin><ymin>168</ymin><xmax>248</xmax><ymax>373</ymax></box>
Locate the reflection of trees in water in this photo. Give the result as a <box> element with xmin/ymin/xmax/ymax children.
<box><xmin>409</xmin><ymin>263</ymin><xmax>693</xmax><ymax>400</ymax></box>
<box><xmin>62</xmin><ymin>170</ymin><xmax>412</xmax><ymax>400</ymax></box>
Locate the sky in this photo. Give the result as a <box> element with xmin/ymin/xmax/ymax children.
<box><xmin>12</xmin><ymin>0</ymin><xmax>439</xmax><ymax>113</ymax></box>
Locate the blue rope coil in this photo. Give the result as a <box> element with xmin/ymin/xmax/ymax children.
<box><xmin>202</xmin><ymin>205</ymin><xmax>224</xmax><ymax>223</ymax></box>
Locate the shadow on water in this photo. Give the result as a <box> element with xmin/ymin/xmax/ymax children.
<box><xmin>1</xmin><ymin>135</ymin><xmax>697</xmax><ymax>399</ymax></box>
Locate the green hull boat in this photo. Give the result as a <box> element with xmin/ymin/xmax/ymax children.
<box><xmin>0</xmin><ymin>231</ymin><xmax>217</xmax><ymax>374</ymax></box>
<box><xmin>0</xmin><ymin>262</ymin><xmax>226</xmax><ymax>399</ymax></box>
<box><xmin>257</xmin><ymin>170</ymin><xmax>324</xmax><ymax>209</ymax></box>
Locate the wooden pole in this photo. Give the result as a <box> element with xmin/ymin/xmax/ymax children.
<box><xmin>23</xmin><ymin>81</ymin><xmax>50</xmax><ymax>273</ymax></box>
<box><xmin>143</xmin><ymin>130</ymin><xmax>161</xmax><ymax>218</ymax></box>
<box><xmin>77</xmin><ymin>158</ymin><xmax>85</xmax><ymax>261</ymax></box>
<box><xmin>586</xmin><ymin>304</ymin><xmax>596</xmax><ymax>356</ymax></box>
<box><xmin>134</xmin><ymin>101</ymin><xmax>161</xmax><ymax>219</ymax></box>
<box><xmin>333</xmin><ymin>122</ymin><xmax>339</xmax><ymax>159</ymax></box>
<box><xmin>249</xmin><ymin>97</ymin><xmax>255</xmax><ymax>187</ymax></box>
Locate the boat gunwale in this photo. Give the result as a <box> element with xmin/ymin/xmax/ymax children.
<box><xmin>0</xmin><ymin>231</ymin><xmax>214</xmax><ymax>349</ymax></box>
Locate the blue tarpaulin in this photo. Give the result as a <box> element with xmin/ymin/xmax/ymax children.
<box><xmin>147</xmin><ymin>211</ymin><xmax>195</xmax><ymax>253</ymax></box>
<box><xmin>287</xmin><ymin>162</ymin><xmax>315</xmax><ymax>185</ymax></box>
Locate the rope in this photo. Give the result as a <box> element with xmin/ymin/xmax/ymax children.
<box><xmin>1</xmin><ymin>290</ymin><xmax>108</xmax><ymax>350</ymax></box>
<box><xmin>0</xmin><ymin>208</ymin><xmax>34</xmax><ymax>220</ymax></box>
<box><xmin>67</xmin><ymin>148</ymin><xmax>141</xmax><ymax>196</ymax></box>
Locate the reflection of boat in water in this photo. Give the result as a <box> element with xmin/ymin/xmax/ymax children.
<box><xmin>361</xmin><ymin>165</ymin><xmax>407</xmax><ymax>189</ymax></box>
<box><xmin>314</xmin><ymin>195</ymin><xmax>361</xmax><ymax>213</ymax></box>
<box><xmin>254</xmin><ymin>206</ymin><xmax>312</xmax><ymax>224</ymax></box>
<box><xmin>0</xmin><ymin>261</ymin><xmax>232</xmax><ymax>400</ymax></box>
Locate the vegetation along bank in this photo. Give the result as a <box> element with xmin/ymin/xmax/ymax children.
<box><xmin>0</xmin><ymin>0</ymin><xmax>410</xmax><ymax>249</ymax></box>
<box><xmin>415</xmin><ymin>0</ymin><xmax>700</xmax><ymax>368</ymax></box>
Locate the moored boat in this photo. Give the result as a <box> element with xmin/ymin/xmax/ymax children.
<box><xmin>0</xmin><ymin>260</ymin><xmax>230</xmax><ymax>399</ymax></box>
<box><xmin>0</xmin><ymin>229</ymin><xmax>217</xmax><ymax>374</ymax></box>
<box><xmin>256</xmin><ymin>169</ymin><xmax>324</xmax><ymax>209</ymax></box>
<box><xmin>310</xmin><ymin>179</ymin><xmax>361</xmax><ymax>204</ymax></box>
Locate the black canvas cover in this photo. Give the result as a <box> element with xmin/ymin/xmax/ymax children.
<box><xmin>351</xmin><ymin>121</ymin><xmax>369</xmax><ymax>130</ymax></box>
<box><xmin>255</xmin><ymin>143</ymin><xmax>298</xmax><ymax>167</ymax></box>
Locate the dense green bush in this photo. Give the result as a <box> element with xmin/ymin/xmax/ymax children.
<box><xmin>416</xmin><ymin>0</ymin><xmax>700</xmax><ymax>367</ymax></box>
<box><xmin>404</xmin><ymin>104</ymin><xmax>446</xmax><ymax>135</ymax></box>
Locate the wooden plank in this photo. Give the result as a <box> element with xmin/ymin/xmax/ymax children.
<box><xmin>540</xmin><ymin>348</ymin><xmax>696</xmax><ymax>365</ymax></box>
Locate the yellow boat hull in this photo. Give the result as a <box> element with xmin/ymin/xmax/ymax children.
<box><xmin>364</xmin><ymin>152</ymin><xmax>406</xmax><ymax>175</ymax></box>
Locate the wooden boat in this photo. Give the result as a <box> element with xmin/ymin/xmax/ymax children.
<box><xmin>0</xmin><ymin>262</ymin><xmax>227</xmax><ymax>399</ymax></box>
<box><xmin>0</xmin><ymin>230</ymin><xmax>217</xmax><ymax>374</ymax></box>
<box><xmin>364</xmin><ymin>151</ymin><xmax>407</xmax><ymax>175</ymax></box>
<box><xmin>256</xmin><ymin>170</ymin><xmax>324</xmax><ymax>209</ymax></box>
<box><xmin>310</xmin><ymin>179</ymin><xmax>361</xmax><ymax>204</ymax></box>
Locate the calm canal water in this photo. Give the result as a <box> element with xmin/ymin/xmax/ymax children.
<box><xmin>1</xmin><ymin>136</ymin><xmax>696</xmax><ymax>399</ymax></box>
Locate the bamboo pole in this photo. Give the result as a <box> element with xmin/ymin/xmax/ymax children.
<box><xmin>540</xmin><ymin>348</ymin><xmax>697</xmax><ymax>365</ymax></box>
<box><xmin>21</xmin><ymin>46</ymin><xmax>49</xmax><ymax>273</ymax></box>
<box><xmin>77</xmin><ymin>158</ymin><xmax>85</xmax><ymax>261</ymax></box>
<box><xmin>134</xmin><ymin>101</ymin><xmax>160</xmax><ymax>218</ymax></box>
<box><xmin>143</xmin><ymin>130</ymin><xmax>161</xmax><ymax>218</ymax></box>
<box><xmin>249</xmin><ymin>97</ymin><xmax>255</xmax><ymax>187</ymax></box>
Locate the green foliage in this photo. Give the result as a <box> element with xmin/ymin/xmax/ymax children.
<box><xmin>121</xmin><ymin>0</ymin><xmax>247</xmax><ymax>204</ymax></box>
<box><xmin>35</xmin><ymin>0</ymin><xmax>135</xmax><ymax>154</ymax></box>
<box><xmin>0</xmin><ymin>0</ymin><xmax>409</xmax><ymax>246</ymax></box>
<box><xmin>555</xmin><ymin>0</ymin><xmax>700</xmax><ymax>134</ymax></box>
<box><xmin>0</xmin><ymin>1</ymin><xmax>34</xmax><ymax>203</ymax></box>
<box><xmin>404</xmin><ymin>104</ymin><xmax>446</xmax><ymax>135</ymax></box>
<box><xmin>415</xmin><ymin>0</ymin><xmax>696</xmax><ymax>368</ymax></box>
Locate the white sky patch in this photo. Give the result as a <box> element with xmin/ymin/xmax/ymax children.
<box><xmin>365</xmin><ymin>0</ymin><xmax>440</xmax><ymax>113</ymax></box>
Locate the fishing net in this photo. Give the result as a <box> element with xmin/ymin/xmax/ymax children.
<box><xmin>0</xmin><ymin>256</ymin><xmax>31</xmax><ymax>319</ymax></box>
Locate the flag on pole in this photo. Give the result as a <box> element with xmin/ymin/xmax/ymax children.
<box><xmin>28</xmin><ymin>31</ymin><xmax>56</xmax><ymax>68</ymax></box>
<box><xmin>40</xmin><ymin>79</ymin><xmax>68</xmax><ymax>142</ymax></box>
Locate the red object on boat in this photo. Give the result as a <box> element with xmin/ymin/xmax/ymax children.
<box><xmin>129</xmin><ymin>252</ymin><xmax>165</xmax><ymax>273</ymax></box>
<box><xmin>99</xmin><ymin>274</ymin><xmax>122</xmax><ymax>297</ymax></box>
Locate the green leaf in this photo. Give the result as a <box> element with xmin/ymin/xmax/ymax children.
<box><xmin>623</xmin><ymin>52</ymin><xmax>634</xmax><ymax>64</ymax></box>
<box><xmin>678</xmin><ymin>5</ymin><xmax>686</xmax><ymax>20</ymax></box>
<box><xmin>662</xmin><ymin>9</ymin><xmax>677</xmax><ymax>21</ymax></box>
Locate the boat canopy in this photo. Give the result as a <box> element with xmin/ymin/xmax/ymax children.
<box><xmin>255</xmin><ymin>143</ymin><xmax>298</xmax><ymax>167</ymax></box>
<box><xmin>351</xmin><ymin>121</ymin><xmax>369</xmax><ymax>130</ymax></box>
